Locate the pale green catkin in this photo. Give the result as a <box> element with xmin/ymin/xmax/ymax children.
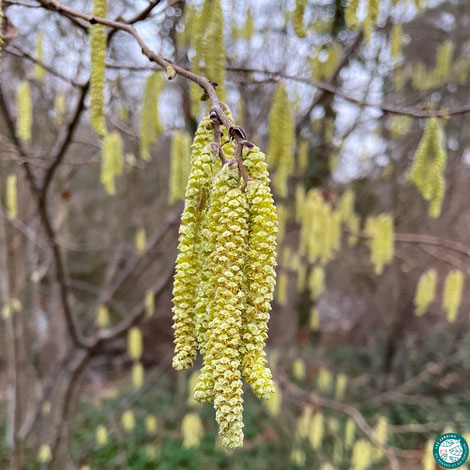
<box><xmin>267</xmin><ymin>84</ymin><xmax>294</xmax><ymax>197</ymax></box>
<box><xmin>345</xmin><ymin>0</ymin><xmax>360</xmax><ymax>30</ymax></box>
<box><xmin>293</xmin><ymin>0</ymin><xmax>307</xmax><ymax>38</ymax></box>
<box><xmin>172</xmin><ymin>144</ymin><xmax>220</xmax><ymax>372</ymax></box>
<box><xmin>169</xmin><ymin>131</ymin><xmax>192</xmax><ymax>205</ymax></box>
<box><xmin>35</xmin><ymin>32</ymin><xmax>45</xmax><ymax>81</ymax></box>
<box><xmin>140</xmin><ymin>72</ymin><xmax>164</xmax><ymax>161</ymax></box>
<box><xmin>390</xmin><ymin>24</ymin><xmax>403</xmax><ymax>58</ymax></box>
<box><xmin>410</xmin><ymin>118</ymin><xmax>447</xmax><ymax>218</ymax></box>
<box><xmin>90</xmin><ymin>0</ymin><xmax>107</xmax><ymax>137</ymax></box>
<box><xmin>101</xmin><ymin>131</ymin><xmax>123</xmax><ymax>195</ymax></box>
<box><xmin>203</xmin><ymin>0</ymin><xmax>226</xmax><ymax>101</ymax></box>
<box><xmin>6</xmin><ymin>174</ymin><xmax>18</xmax><ymax>219</ymax></box>
<box><xmin>16</xmin><ymin>81</ymin><xmax>32</xmax><ymax>143</ymax></box>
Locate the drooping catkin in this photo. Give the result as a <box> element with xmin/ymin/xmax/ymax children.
<box><xmin>95</xmin><ymin>425</ymin><xmax>108</xmax><ymax>446</ymax></box>
<box><xmin>345</xmin><ymin>418</ymin><xmax>356</xmax><ymax>448</ymax></box>
<box><xmin>414</xmin><ymin>269</ymin><xmax>437</xmax><ymax>316</ymax></box>
<box><xmin>193</xmin><ymin>165</ymin><xmax>240</xmax><ymax>404</ymax></box>
<box><xmin>351</xmin><ymin>439</ymin><xmax>372</xmax><ymax>470</ymax></box>
<box><xmin>366</xmin><ymin>214</ymin><xmax>394</xmax><ymax>275</ymax></box>
<box><xmin>435</xmin><ymin>40</ymin><xmax>453</xmax><ymax>81</ymax></box>
<box><xmin>364</xmin><ymin>0</ymin><xmax>380</xmax><ymax>42</ymax></box>
<box><xmin>127</xmin><ymin>327</ymin><xmax>143</xmax><ymax>361</ymax></box>
<box><xmin>390</xmin><ymin>24</ymin><xmax>403</xmax><ymax>58</ymax></box>
<box><xmin>181</xmin><ymin>412</ymin><xmax>204</xmax><ymax>448</ymax></box>
<box><xmin>293</xmin><ymin>0</ymin><xmax>307</xmax><ymax>38</ymax></box>
<box><xmin>300</xmin><ymin>190</ymin><xmax>340</xmax><ymax>265</ymax></box>
<box><xmin>140</xmin><ymin>72</ymin><xmax>164</xmax><ymax>161</ymax></box>
<box><xmin>242</xmin><ymin>8</ymin><xmax>254</xmax><ymax>41</ymax></box>
<box><xmin>239</xmin><ymin>179</ymin><xmax>277</xmax><ymax>400</ymax></box>
<box><xmin>309</xmin><ymin>266</ymin><xmax>325</xmax><ymax>300</ymax></box>
<box><xmin>297</xmin><ymin>140</ymin><xmax>309</xmax><ymax>173</ymax></box>
<box><xmin>16</xmin><ymin>81</ymin><xmax>32</xmax><ymax>143</ymax></box>
<box><xmin>345</xmin><ymin>0</ymin><xmax>360</xmax><ymax>29</ymax></box>
<box><xmin>89</xmin><ymin>0</ymin><xmax>107</xmax><ymax>137</ymax></box>
<box><xmin>410</xmin><ymin>118</ymin><xmax>447</xmax><ymax>218</ymax></box>
<box><xmin>308</xmin><ymin>412</ymin><xmax>324</xmax><ymax>450</ymax></box>
<box><xmin>203</xmin><ymin>0</ymin><xmax>226</xmax><ymax>101</ymax></box>
<box><xmin>169</xmin><ymin>131</ymin><xmax>192</xmax><ymax>205</ymax></box>
<box><xmin>55</xmin><ymin>94</ymin><xmax>66</xmax><ymax>126</ymax></box>
<box><xmin>172</xmin><ymin>143</ymin><xmax>219</xmax><ymax>372</ymax></box>
<box><xmin>267</xmin><ymin>84</ymin><xmax>294</xmax><ymax>197</ymax></box>
<box><xmin>6</xmin><ymin>174</ymin><xmax>18</xmax><ymax>219</ymax></box>
<box><xmin>35</xmin><ymin>32</ymin><xmax>45</xmax><ymax>81</ymax></box>
<box><xmin>335</xmin><ymin>373</ymin><xmax>348</xmax><ymax>400</ymax></box>
<box><xmin>442</xmin><ymin>270</ymin><xmax>464</xmax><ymax>323</ymax></box>
<box><xmin>189</xmin><ymin>0</ymin><xmax>210</xmax><ymax>117</ymax></box>
<box><xmin>101</xmin><ymin>131</ymin><xmax>123</xmax><ymax>195</ymax></box>
<box><xmin>208</xmin><ymin>188</ymin><xmax>249</xmax><ymax>450</ymax></box>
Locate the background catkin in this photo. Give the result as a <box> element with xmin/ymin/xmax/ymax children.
<box><xmin>140</xmin><ymin>72</ymin><xmax>164</xmax><ymax>161</ymax></box>
<box><xmin>35</xmin><ymin>32</ymin><xmax>45</xmax><ymax>81</ymax></box>
<box><xmin>414</xmin><ymin>269</ymin><xmax>437</xmax><ymax>316</ymax></box>
<box><xmin>100</xmin><ymin>131</ymin><xmax>123</xmax><ymax>196</ymax></box>
<box><xmin>410</xmin><ymin>117</ymin><xmax>447</xmax><ymax>218</ymax></box>
<box><xmin>293</xmin><ymin>0</ymin><xmax>307</xmax><ymax>38</ymax></box>
<box><xmin>442</xmin><ymin>269</ymin><xmax>464</xmax><ymax>323</ymax></box>
<box><xmin>16</xmin><ymin>81</ymin><xmax>32</xmax><ymax>143</ymax></box>
<box><xmin>89</xmin><ymin>0</ymin><xmax>107</xmax><ymax>137</ymax></box>
<box><xmin>6</xmin><ymin>174</ymin><xmax>18</xmax><ymax>219</ymax></box>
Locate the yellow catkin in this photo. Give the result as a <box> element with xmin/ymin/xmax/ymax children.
<box><xmin>290</xmin><ymin>446</ymin><xmax>306</xmax><ymax>466</ymax></box>
<box><xmin>309</xmin><ymin>307</ymin><xmax>320</xmax><ymax>331</ymax></box>
<box><xmin>37</xmin><ymin>445</ymin><xmax>52</xmax><ymax>463</ymax></box>
<box><xmin>422</xmin><ymin>439</ymin><xmax>435</xmax><ymax>470</ymax></box>
<box><xmin>135</xmin><ymin>228</ymin><xmax>146</xmax><ymax>254</ymax></box>
<box><xmin>16</xmin><ymin>81</ymin><xmax>32</xmax><ymax>143</ymax></box>
<box><xmin>128</xmin><ymin>327</ymin><xmax>143</xmax><ymax>361</ymax></box>
<box><xmin>240</xmin><ymin>176</ymin><xmax>277</xmax><ymax>400</ymax></box>
<box><xmin>169</xmin><ymin>131</ymin><xmax>192</xmax><ymax>204</ymax></box>
<box><xmin>442</xmin><ymin>270</ymin><xmax>464</xmax><ymax>323</ymax></box>
<box><xmin>101</xmin><ymin>131</ymin><xmax>123</xmax><ymax>195</ymax></box>
<box><xmin>363</xmin><ymin>0</ymin><xmax>379</xmax><ymax>42</ymax></box>
<box><xmin>140</xmin><ymin>72</ymin><xmax>164</xmax><ymax>161</ymax></box>
<box><xmin>297</xmin><ymin>406</ymin><xmax>313</xmax><ymax>438</ymax></box>
<box><xmin>352</xmin><ymin>439</ymin><xmax>372</xmax><ymax>470</ymax></box>
<box><xmin>173</xmin><ymin>139</ymin><xmax>221</xmax><ymax>373</ymax></box>
<box><xmin>95</xmin><ymin>305</ymin><xmax>109</xmax><ymax>327</ymax></box>
<box><xmin>145</xmin><ymin>289</ymin><xmax>154</xmax><ymax>316</ymax></box>
<box><xmin>297</xmin><ymin>263</ymin><xmax>307</xmax><ymax>292</ymax></box>
<box><xmin>187</xmin><ymin>371</ymin><xmax>201</xmax><ymax>407</ymax></box>
<box><xmin>345</xmin><ymin>418</ymin><xmax>356</xmax><ymax>448</ymax></box>
<box><xmin>297</xmin><ymin>140</ymin><xmax>309</xmax><ymax>173</ymax></box>
<box><xmin>193</xmin><ymin>165</ymin><xmax>239</xmax><ymax>404</ymax></box>
<box><xmin>373</xmin><ymin>416</ymin><xmax>388</xmax><ymax>460</ymax></box>
<box><xmin>264</xmin><ymin>382</ymin><xmax>282</xmax><ymax>416</ymax></box>
<box><xmin>208</xmin><ymin>187</ymin><xmax>248</xmax><ymax>450</ymax></box>
<box><xmin>414</xmin><ymin>269</ymin><xmax>437</xmax><ymax>316</ymax></box>
<box><xmin>242</xmin><ymin>8</ymin><xmax>254</xmax><ymax>41</ymax></box>
<box><xmin>276</xmin><ymin>272</ymin><xmax>288</xmax><ymax>306</ymax></box>
<box><xmin>410</xmin><ymin>117</ymin><xmax>447</xmax><ymax>218</ymax></box>
<box><xmin>391</xmin><ymin>24</ymin><xmax>403</xmax><ymax>58</ymax></box>
<box><xmin>295</xmin><ymin>184</ymin><xmax>305</xmax><ymax>223</ymax></box>
<box><xmin>146</xmin><ymin>415</ymin><xmax>157</xmax><ymax>435</ymax></box>
<box><xmin>309</xmin><ymin>266</ymin><xmax>325</xmax><ymax>300</ymax></box>
<box><xmin>6</xmin><ymin>174</ymin><xmax>18</xmax><ymax>219</ymax></box>
<box><xmin>293</xmin><ymin>0</ymin><xmax>307</xmax><ymax>38</ymax></box>
<box><xmin>267</xmin><ymin>84</ymin><xmax>294</xmax><ymax>197</ymax></box>
<box><xmin>335</xmin><ymin>373</ymin><xmax>348</xmax><ymax>400</ymax></box>
<box><xmin>35</xmin><ymin>32</ymin><xmax>45</xmax><ymax>81</ymax></box>
<box><xmin>131</xmin><ymin>362</ymin><xmax>144</xmax><ymax>388</ymax></box>
<box><xmin>121</xmin><ymin>410</ymin><xmax>135</xmax><ymax>431</ymax></box>
<box><xmin>95</xmin><ymin>425</ymin><xmax>108</xmax><ymax>446</ymax></box>
<box><xmin>435</xmin><ymin>40</ymin><xmax>453</xmax><ymax>81</ymax></box>
<box><xmin>347</xmin><ymin>213</ymin><xmax>360</xmax><ymax>247</ymax></box>
<box><xmin>55</xmin><ymin>94</ymin><xmax>66</xmax><ymax>125</ymax></box>
<box><xmin>389</xmin><ymin>115</ymin><xmax>412</xmax><ymax>139</ymax></box>
<box><xmin>300</xmin><ymin>190</ymin><xmax>340</xmax><ymax>265</ymax></box>
<box><xmin>0</xmin><ymin>4</ymin><xmax>3</xmax><ymax>48</ymax></box>
<box><xmin>189</xmin><ymin>0</ymin><xmax>210</xmax><ymax>117</ymax></box>
<box><xmin>182</xmin><ymin>412</ymin><xmax>204</xmax><ymax>448</ymax></box>
<box><xmin>203</xmin><ymin>0</ymin><xmax>226</xmax><ymax>101</ymax></box>
<box><xmin>317</xmin><ymin>367</ymin><xmax>333</xmax><ymax>392</ymax></box>
<box><xmin>345</xmin><ymin>0</ymin><xmax>360</xmax><ymax>29</ymax></box>
<box><xmin>90</xmin><ymin>0</ymin><xmax>107</xmax><ymax>137</ymax></box>
<box><xmin>367</xmin><ymin>214</ymin><xmax>394</xmax><ymax>275</ymax></box>
<box><xmin>338</xmin><ymin>189</ymin><xmax>355</xmax><ymax>222</ymax></box>
<box><xmin>293</xmin><ymin>358</ymin><xmax>306</xmax><ymax>381</ymax></box>
<box><xmin>308</xmin><ymin>412</ymin><xmax>324</xmax><ymax>450</ymax></box>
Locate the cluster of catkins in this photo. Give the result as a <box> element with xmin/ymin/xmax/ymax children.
<box><xmin>171</xmin><ymin>114</ymin><xmax>278</xmax><ymax>450</ymax></box>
